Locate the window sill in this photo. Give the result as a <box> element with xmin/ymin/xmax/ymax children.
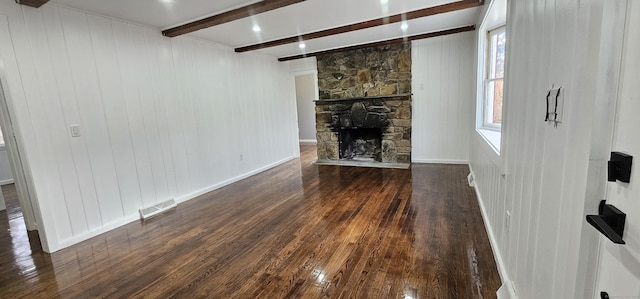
<box><xmin>477</xmin><ymin>128</ymin><xmax>501</xmax><ymax>155</ymax></box>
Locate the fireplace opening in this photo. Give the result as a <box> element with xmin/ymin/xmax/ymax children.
<box><xmin>339</xmin><ymin>128</ymin><xmax>382</xmax><ymax>162</ymax></box>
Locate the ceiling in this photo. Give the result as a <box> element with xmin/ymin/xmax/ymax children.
<box><xmin>49</xmin><ymin>0</ymin><xmax>483</xmax><ymax>59</ymax></box>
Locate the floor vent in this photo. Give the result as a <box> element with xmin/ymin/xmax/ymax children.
<box><xmin>467</xmin><ymin>173</ymin><xmax>475</xmax><ymax>187</ymax></box>
<box><xmin>139</xmin><ymin>199</ymin><xmax>177</xmax><ymax>220</ymax></box>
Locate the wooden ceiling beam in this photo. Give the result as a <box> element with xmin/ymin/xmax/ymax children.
<box><xmin>277</xmin><ymin>25</ymin><xmax>475</xmax><ymax>62</ymax></box>
<box><xmin>237</xmin><ymin>0</ymin><xmax>483</xmax><ymax>53</ymax></box>
<box><xmin>162</xmin><ymin>0</ymin><xmax>306</xmax><ymax>38</ymax></box>
<box><xmin>15</xmin><ymin>0</ymin><xmax>49</xmax><ymax>8</ymax></box>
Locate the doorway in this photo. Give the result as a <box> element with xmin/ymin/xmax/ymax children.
<box><xmin>0</xmin><ymin>78</ymin><xmax>42</xmax><ymax>253</ymax></box>
<box><xmin>294</xmin><ymin>72</ymin><xmax>318</xmax><ymax>144</ymax></box>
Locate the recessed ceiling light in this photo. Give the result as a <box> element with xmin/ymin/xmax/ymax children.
<box><xmin>401</xmin><ymin>22</ymin><xmax>408</xmax><ymax>30</ymax></box>
<box><xmin>252</xmin><ymin>25</ymin><xmax>261</xmax><ymax>32</ymax></box>
<box><xmin>299</xmin><ymin>43</ymin><xmax>306</xmax><ymax>49</ymax></box>
<box><xmin>159</xmin><ymin>0</ymin><xmax>173</xmax><ymax>3</ymax></box>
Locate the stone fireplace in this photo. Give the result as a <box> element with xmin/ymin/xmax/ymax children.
<box><xmin>315</xmin><ymin>43</ymin><xmax>412</xmax><ymax>166</ymax></box>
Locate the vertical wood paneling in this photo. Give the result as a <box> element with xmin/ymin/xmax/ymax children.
<box><xmin>0</xmin><ymin>2</ymin><xmax>297</xmax><ymax>252</ymax></box>
<box><xmin>471</xmin><ymin>0</ymin><xmax>625</xmax><ymax>298</ymax></box>
<box><xmin>86</xmin><ymin>15</ymin><xmax>141</xmax><ymax>218</ymax></box>
<box><xmin>412</xmin><ymin>32</ymin><xmax>474</xmax><ymax>163</ymax></box>
<box><xmin>21</xmin><ymin>7</ymin><xmax>75</xmax><ymax>239</ymax></box>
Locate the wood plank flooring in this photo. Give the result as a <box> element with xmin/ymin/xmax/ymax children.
<box><xmin>0</xmin><ymin>145</ymin><xmax>501</xmax><ymax>298</ymax></box>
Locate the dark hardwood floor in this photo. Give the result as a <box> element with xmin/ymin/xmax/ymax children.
<box><xmin>0</xmin><ymin>145</ymin><xmax>501</xmax><ymax>298</ymax></box>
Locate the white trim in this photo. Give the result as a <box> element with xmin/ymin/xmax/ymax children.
<box><xmin>469</xmin><ymin>166</ymin><xmax>517</xmax><ymax>299</ymax></box>
<box><xmin>174</xmin><ymin>155</ymin><xmax>297</xmax><ymax>204</ymax></box>
<box><xmin>0</xmin><ymin>178</ymin><xmax>14</xmax><ymax>185</ymax></box>
<box><xmin>54</xmin><ymin>213</ymin><xmax>141</xmax><ymax>252</ymax></box>
<box><xmin>299</xmin><ymin>139</ymin><xmax>317</xmax><ymax>144</ymax></box>
<box><xmin>477</xmin><ymin>128</ymin><xmax>501</xmax><ymax>154</ymax></box>
<box><xmin>411</xmin><ymin>159</ymin><xmax>469</xmax><ymax>164</ymax></box>
<box><xmin>48</xmin><ymin>155</ymin><xmax>298</xmax><ymax>252</ymax></box>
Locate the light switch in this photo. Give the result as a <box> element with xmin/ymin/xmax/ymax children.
<box><xmin>70</xmin><ymin>125</ymin><xmax>81</xmax><ymax>137</ymax></box>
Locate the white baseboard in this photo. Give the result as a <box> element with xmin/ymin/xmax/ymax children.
<box><xmin>53</xmin><ymin>213</ymin><xmax>140</xmax><ymax>252</ymax></box>
<box><xmin>468</xmin><ymin>167</ymin><xmax>518</xmax><ymax>299</ymax></box>
<box><xmin>299</xmin><ymin>139</ymin><xmax>317</xmax><ymax>144</ymax></box>
<box><xmin>411</xmin><ymin>159</ymin><xmax>469</xmax><ymax>164</ymax></box>
<box><xmin>175</xmin><ymin>156</ymin><xmax>297</xmax><ymax>204</ymax></box>
<box><xmin>47</xmin><ymin>155</ymin><xmax>298</xmax><ymax>253</ymax></box>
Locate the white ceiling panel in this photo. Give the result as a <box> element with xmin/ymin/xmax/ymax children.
<box><xmin>46</xmin><ymin>0</ymin><xmax>483</xmax><ymax>59</ymax></box>
<box><xmin>190</xmin><ymin>0</ymin><xmax>454</xmax><ymax>47</ymax></box>
<box><xmin>50</xmin><ymin>0</ymin><xmax>261</xmax><ymax>29</ymax></box>
<box><xmin>254</xmin><ymin>7</ymin><xmax>481</xmax><ymax>58</ymax></box>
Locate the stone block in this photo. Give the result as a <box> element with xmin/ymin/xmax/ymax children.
<box><xmin>317</xmin><ymin>145</ymin><xmax>327</xmax><ymax>159</ymax></box>
<box><xmin>365</xmin><ymin>88</ymin><xmax>379</xmax><ymax>97</ymax></box>
<box><xmin>380</xmin><ymin>84</ymin><xmax>398</xmax><ymax>96</ymax></box>
<box><xmin>403</xmin><ymin>127</ymin><xmax>412</xmax><ymax>140</ymax></box>
<box><xmin>396</xmin><ymin>107</ymin><xmax>411</xmax><ymax>119</ymax></box>
<box><xmin>327</xmin><ymin>142</ymin><xmax>340</xmax><ymax>160</ymax></box>
<box><xmin>369</xmin><ymin>105</ymin><xmax>391</xmax><ymax>113</ymax></box>
<box><xmin>398</xmin><ymin>49</ymin><xmax>411</xmax><ymax>72</ymax></box>
<box><xmin>364</xmin><ymin>113</ymin><xmax>387</xmax><ymax>127</ymax></box>
<box><xmin>397</xmin><ymin>147</ymin><xmax>411</xmax><ymax>154</ymax></box>
<box><xmin>317</xmin><ymin>132</ymin><xmax>333</xmax><ymax>142</ymax></box>
<box><xmin>382</xmin><ymin>133</ymin><xmax>402</xmax><ymax>140</ymax></box>
<box><xmin>357</xmin><ymin>69</ymin><xmax>372</xmax><ymax>84</ymax></box>
<box><xmin>341</xmin><ymin>77</ymin><xmax>357</xmax><ymax>89</ymax></box>
<box><xmin>392</xmin><ymin>119</ymin><xmax>411</xmax><ymax>127</ymax></box>
<box><xmin>398</xmin><ymin>82</ymin><xmax>412</xmax><ymax>94</ymax></box>
<box><xmin>398</xmin><ymin>72</ymin><xmax>412</xmax><ymax>80</ymax></box>
<box><xmin>396</xmin><ymin>140</ymin><xmax>411</xmax><ymax>147</ymax></box>
<box><xmin>316</xmin><ymin>112</ymin><xmax>332</xmax><ymax>124</ymax></box>
<box><xmin>316</xmin><ymin>123</ymin><xmax>329</xmax><ymax>132</ymax></box>
<box><xmin>396</xmin><ymin>154</ymin><xmax>411</xmax><ymax>164</ymax></box>
<box><xmin>382</xmin><ymin>140</ymin><xmax>397</xmax><ymax>163</ymax></box>
<box><xmin>385</xmin><ymin>100</ymin><xmax>402</xmax><ymax>107</ymax></box>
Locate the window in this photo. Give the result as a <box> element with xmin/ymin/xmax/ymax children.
<box><xmin>484</xmin><ymin>26</ymin><xmax>506</xmax><ymax>129</ymax></box>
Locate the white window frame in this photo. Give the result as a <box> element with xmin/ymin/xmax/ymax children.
<box><xmin>483</xmin><ymin>26</ymin><xmax>505</xmax><ymax>131</ymax></box>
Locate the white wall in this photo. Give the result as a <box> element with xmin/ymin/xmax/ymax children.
<box><xmin>295</xmin><ymin>73</ymin><xmax>317</xmax><ymax>142</ymax></box>
<box><xmin>412</xmin><ymin>31</ymin><xmax>475</xmax><ymax>163</ymax></box>
<box><xmin>287</xmin><ymin>57</ymin><xmax>317</xmax><ymax>74</ymax></box>
<box><xmin>0</xmin><ymin>147</ymin><xmax>13</xmax><ymax>184</ymax></box>
<box><xmin>0</xmin><ymin>2</ymin><xmax>298</xmax><ymax>252</ymax></box>
<box><xmin>469</xmin><ymin>0</ymin><xmax>626</xmax><ymax>298</ymax></box>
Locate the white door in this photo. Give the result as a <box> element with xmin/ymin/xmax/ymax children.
<box><xmin>594</xmin><ymin>3</ymin><xmax>640</xmax><ymax>298</ymax></box>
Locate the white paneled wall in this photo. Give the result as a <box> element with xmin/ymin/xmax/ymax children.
<box><xmin>412</xmin><ymin>32</ymin><xmax>474</xmax><ymax>163</ymax></box>
<box><xmin>0</xmin><ymin>148</ymin><xmax>13</xmax><ymax>184</ymax></box>
<box><xmin>470</xmin><ymin>1</ymin><xmax>626</xmax><ymax>298</ymax></box>
<box><xmin>0</xmin><ymin>3</ymin><xmax>297</xmax><ymax>252</ymax></box>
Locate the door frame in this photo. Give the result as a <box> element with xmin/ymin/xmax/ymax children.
<box><xmin>0</xmin><ymin>76</ymin><xmax>39</xmax><ymax>232</ymax></box>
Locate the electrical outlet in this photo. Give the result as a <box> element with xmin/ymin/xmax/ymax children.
<box><xmin>240</xmin><ymin>153</ymin><xmax>244</xmax><ymax>161</ymax></box>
